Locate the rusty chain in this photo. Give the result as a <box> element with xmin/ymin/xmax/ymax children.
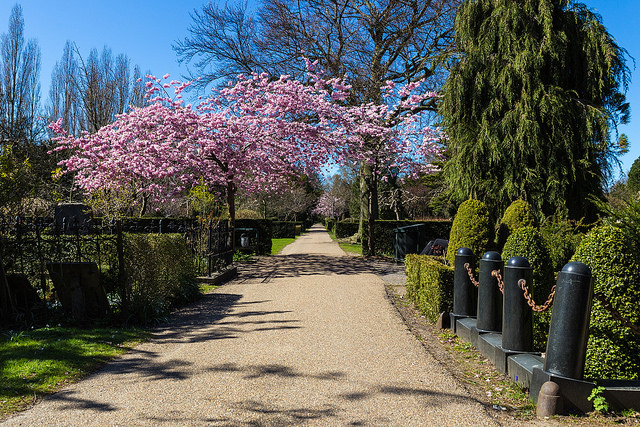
<box><xmin>463</xmin><ymin>263</ymin><xmax>480</xmax><ymax>288</ymax></box>
<box><xmin>519</xmin><ymin>279</ymin><xmax>556</xmax><ymax>312</ymax></box>
<box><xmin>491</xmin><ymin>269</ymin><xmax>504</xmax><ymax>294</ymax></box>
<box><xmin>593</xmin><ymin>292</ymin><xmax>640</xmax><ymax>337</ymax></box>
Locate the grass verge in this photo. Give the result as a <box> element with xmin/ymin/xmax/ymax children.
<box><xmin>271</xmin><ymin>237</ymin><xmax>296</xmax><ymax>255</ymax></box>
<box><xmin>327</xmin><ymin>230</ymin><xmax>363</xmax><ymax>256</ymax></box>
<box><xmin>0</xmin><ymin>326</ymin><xmax>148</xmax><ymax>419</ymax></box>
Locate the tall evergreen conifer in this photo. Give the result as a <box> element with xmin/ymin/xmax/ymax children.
<box><xmin>441</xmin><ymin>0</ymin><xmax>630</xmax><ymax>220</ymax></box>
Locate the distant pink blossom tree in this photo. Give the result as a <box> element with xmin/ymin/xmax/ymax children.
<box><xmin>313</xmin><ymin>192</ymin><xmax>346</xmax><ymax>219</ymax></box>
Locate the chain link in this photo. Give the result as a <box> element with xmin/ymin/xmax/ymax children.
<box><xmin>491</xmin><ymin>269</ymin><xmax>504</xmax><ymax>294</ymax></box>
<box><xmin>519</xmin><ymin>279</ymin><xmax>556</xmax><ymax>312</ymax></box>
<box><xmin>463</xmin><ymin>263</ymin><xmax>479</xmax><ymax>288</ymax></box>
<box><xmin>594</xmin><ymin>292</ymin><xmax>640</xmax><ymax>337</ymax></box>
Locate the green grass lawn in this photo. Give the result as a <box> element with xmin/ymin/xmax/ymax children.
<box><xmin>338</xmin><ymin>242</ymin><xmax>362</xmax><ymax>255</ymax></box>
<box><xmin>0</xmin><ymin>326</ymin><xmax>148</xmax><ymax>418</ymax></box>
<box><xmin>327</xmin><ymin>230</ymin><xmax>363</xmax><ymax>255</ymax></box>
<box><xmin>271</xmin><ymin>237</ymin><xmax>296</xmax><ymax>255</ymax></box>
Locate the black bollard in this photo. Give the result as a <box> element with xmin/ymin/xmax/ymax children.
<box><xmin>477</xmin><ymin>251</ymin><xmax>503</xmax><ymax>333</ymax></box>
<box><xmin>453</xmin><ymin>247</ymin><xmax>476</xmax><ymax>316</ymax></box>
<box><xmin>544</xmin><ymin>262</ymin><xmax>593</xmax><ymax>379</ymax></box>
<box><xmin>502</xmin><ymin>256</ymin><xmax>534</xmax><ymax>352</ymax></box>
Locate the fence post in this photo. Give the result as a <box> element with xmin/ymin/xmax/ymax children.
<box><xmin>544</xmin><ymin>262</ymin><xmax>593</xmax><ymax>379</ymax></box>
<box><xmin>116</xmin><ymin>220</ymin><xmax>127</xmax><ymax>321</ymax></box>
<box><xmin>502</xmin><ymin>256</ymin><xmax>534</xmax><ymax>352</ymax></box>
<box><xmin>477</xmin><ymin>251</ymin><xmax>503</xmax><ymax>333</ymax></box>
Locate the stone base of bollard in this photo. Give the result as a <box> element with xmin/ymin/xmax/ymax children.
<box><xmin>537</xmin><ymin>381</ymin><xmax>562</xmax><ymax>418</ymax></box>
<box><xmin>436</xmin><ymin>312</ymin><xmax>450</xmax><ymax>329</ymax></box>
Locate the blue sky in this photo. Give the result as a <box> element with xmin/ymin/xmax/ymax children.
<box><xmin>1</xmin><ymin>0</ymin><xmax>639</xmax><ymax>178</ymax></box>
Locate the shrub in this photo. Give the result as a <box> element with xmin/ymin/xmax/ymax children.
<box><xmin>446</xmin><ymin>199</ymin><xmax>491</xmax><ymax>265</ymax></box>
<box><xmin>272</xmin><ymin>221</ymin><xmax>297</xmax><ymax>238</ymax></box>
<box><xmin>502</xmin><ymin>226</ymin><xmax>554</xmax><ymax>351</ymax></box>
<box><xmin>235</xmin><ymin>219</ymin><xmax>273</xmax><ymax>255</ymax></box>
<box><xmin>361</xmin><ymin>220</ymin><xmax>453</xmax><ymax>257</ymax></box>
<box><xmin>540</xmin><ymin>216</ymin><xmax>583</xmax><ymax>272</ymax></box>
<box><xmin>496</xmin><ymin>200</ymin><xmax>535</xmax><ymax>250</ymax></box>
<box><xmin>405</xmin><ymin>254</ymin><xmax>454</xmax><ymax>323</ymax></box>
<box><xmin>571</xmin><ymin>224</ymin><xmax>640</xmax><ymax>380</ymax></box>
<box><xmin>124</xmin><ymin>233</ymin><xmax>199</xmax><ymax>324</ymax></box>
<box><xmin>335</xmin><ymin>221</ymin><xmax>359</xmax><ymax>239</ymax></box>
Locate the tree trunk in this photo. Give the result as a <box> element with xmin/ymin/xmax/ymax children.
<box><xmin>226</xmin><ymin>180</ymin><xmax>237</xmax><ymax>248</ymax></box>
<box><xmin>360</xmin><ymin>162</ymin><xmax>378</xmax><ymax>256</ymax></box>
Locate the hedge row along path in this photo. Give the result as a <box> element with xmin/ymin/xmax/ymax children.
<box><xmin>3</xmin><ymin>224</ymin><xmax>496</xmax><ymax>426</ymax></box>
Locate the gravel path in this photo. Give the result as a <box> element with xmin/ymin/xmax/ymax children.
<box><xmin>3</xmin><ymin>225</ymin><xmax>498</xmax><ymax>426</ymax></box>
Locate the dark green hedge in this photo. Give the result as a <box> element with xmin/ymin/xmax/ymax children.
<box><xmin>361</xmin><ymin>220</ymin><xmax>452</xmax><ymax>257</ymax></box>
<box><xmin>335</xmin><ymin>221</ymin><xmax>359</xmax><ymax>238</ymax></box>
<box><xmin>571</xmin><ymin>224</ymin><xmax>640</xmax><ymax>380</ymax></box>
<box><xmin>405</xmin><ymin>254</ymin><xmax>454</xmax><ymax>323</ymax></box>
<box><xmin>272</xmin><ymin>221</ymin><xmax>297</xmax><ymax>238</ymax></box>
<box><xmin>235</xmin><ymin>219</ymin><xmax>272</xmax><ymax>255</ymax></box>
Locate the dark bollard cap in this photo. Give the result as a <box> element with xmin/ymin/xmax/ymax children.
<box><xmin>561</xmin><ymin>261</ymin><xmax>591</xmax><ymax>277</ymax></box>
<box><xmin>482</xmin><ymin>251</ymin><xmax>502</xmax><ymax>261</ymax></box>
<box><xmin>456</xmin><ymin>247</ymin><xmax>474</xmax><ymax>256</ymax></box>
<box><xmin>507</xmin><ymin>256</ymin><xmax>530</xmax><ymax>268</ymax></box>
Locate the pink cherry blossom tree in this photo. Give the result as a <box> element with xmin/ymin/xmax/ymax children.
<box><xmin>51</xmin><ymin>63</ymin><xmax>443</xmax><ymax>248</ymax></box>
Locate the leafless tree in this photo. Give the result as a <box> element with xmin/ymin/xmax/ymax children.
<box><xmin>47</xmin><ymin>43</ymin><xmax>146</xmax><ymax>135</ymax></box>
<box><xmin>0</xmin><ymin>4</ymin><xmax>41</xmax><ymax>145</ymax></box>
<box><xmin>175</xmin><ymin>0</ymin><xmax>458</xmax><ymax>98</ymax></box>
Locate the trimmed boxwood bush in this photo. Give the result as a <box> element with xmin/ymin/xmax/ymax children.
<box><xmin>335</xmin><ymin>221</ymin><xmax>359</xmax><ymax>239</ymax></box>
<box><xmin>361</xmin><ymin>220</ymin><xmax>453</xmax><ymax>257</ymax></box>
<box><xmin>571</xmin><ymin>224</ymin><xmax>640</xmax><ymax>380</ymax></box>
<box><xmin>496</xmin><ymin>200</ymin><xmax>535</xmax><ymax>250</ymax></box>
<box><xmin>124</xmin><ymin>233</ymin><xmax>199</xmax><ymax>324</ymax></box>
<box><xmin>501</xmin><ymin>226</ymin><xmax>554</xmax><ymax>351</ymax></box>
<box><xmin>405</xmin><ymin>254</ymin><xmax>454</xmax><ymax>323</ymax></box>
<box><xmin>446</xmin><ymin>199</ymin><xmax>491</xmax><ymax>266</ymax></box>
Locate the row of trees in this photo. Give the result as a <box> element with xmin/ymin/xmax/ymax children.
<box><xmin>173</xmin><ymin>0</ymin><xmax>631</xmax><ymax>253</ymax></box>
<box><xmin>0</xmin><ymin>1</ymin><xmax>633</xmax><ymax>256</ymax></box>
<box><xmin>0</xmin><ymin>4</ymin><xmax>149</xmax><ymax>214</ymax></box>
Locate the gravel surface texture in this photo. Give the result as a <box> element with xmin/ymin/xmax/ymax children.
<box><xmin>3</xmin><ymin>225</ymin><xmax>499</xmax><ymax>426</ymax></box>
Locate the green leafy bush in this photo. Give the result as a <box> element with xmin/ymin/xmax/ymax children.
<box><xmin>405</xmin><ymin>254</ymin><xmax>454</xmax><ymax>323</ymax></box>
<box><xmin>571</xmin><ymin>224</ymin><xmax>640</xmax><ymax>380</ymax></box>
<box><xmin>540</xmin><ymin>216</ymin><xmax>583</xmax><ymax>272</ymax></box>
<box><xmin>124</xmin><ymin>233</ymin><xmax>200</xmax><ymax>324</ymax></box>
<box><xmin>361</xmin><ymin>220</ymin><xmax>453</xmax><ymax>257</ymax></box>
<box><xmin>496</xmin><ymin>200</ymin><xmax>535</xmax><ymax>250</ymax></box>
<box><xmin>446</xmin><ymin>199</ymin><xmax>491</xmax><ymax>265</ymax></box>
<box><xmin>502</xmin><ymin>226</ymin><xmax>554</xmax><ymax>350</ymax></box>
